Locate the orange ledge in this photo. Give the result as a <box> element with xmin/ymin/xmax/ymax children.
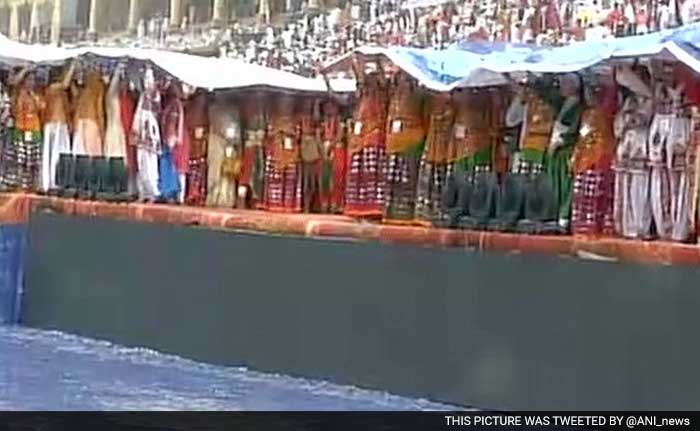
<box><xmin>1</xmin><ymin>192</ymin><xmax>698</xmax><ymax>267</ymax></box>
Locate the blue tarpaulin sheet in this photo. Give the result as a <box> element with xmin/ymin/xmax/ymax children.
<box><xmin>346</xmin><ymin>22</ymin><xmax>700</xmax><ymax>91</ymax></box>
<box><xmin>0</xmin><ymin>224</ymin><xmax>26</xmax><ymax>325</ymax></box>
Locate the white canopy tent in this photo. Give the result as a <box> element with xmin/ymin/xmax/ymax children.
<box><xmin>0</xmin><ymin>35</ymin><xmax>355</xmax><ymax>94</ymax></box>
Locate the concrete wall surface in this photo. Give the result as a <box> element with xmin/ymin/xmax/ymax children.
<box><xmin>22</xmin><ymin>212</ymin><xmax>700</xmax><ymax>410</ymax></box>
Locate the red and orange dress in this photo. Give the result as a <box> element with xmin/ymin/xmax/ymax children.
<box><xmin>344</xmin><ymin>73</ymin><xmax>388</xmax><ymax>218</ymax></box>
<box><xmin>571</xmin><ymin>95</ymin><xmax>617</xmax><ymax>236</ymax></box>
<box><xmin>321</xmin><ymin>99</ymin><xmax>347</xmax><ymax>213</ymax></box>
<box><xmin>263</xmin><ymin>94</ymin><xmax>302</xmax><ymax>213</ymax></box>
<box><xmin>3</xmin><ymin>84</ymin><xmax>44</xmax><ymax>191</ymax></box>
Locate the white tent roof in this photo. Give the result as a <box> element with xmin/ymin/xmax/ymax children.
<box><xmin>0</xmin><ymin>35</ymin><xmax>355</xmax><ymax>94</ymax></box>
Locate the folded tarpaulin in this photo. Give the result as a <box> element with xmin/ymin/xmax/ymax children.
<box><xmin>326</xmin><ymin>45</ymin><xmax>513</xmax><ymax>91</ymax></box>
<box><xmin>327</xmin><ymin>22</ymin><xmax>700</xmax><ymax>91</ymax></box>
<box><xmin>0</xmin><ymin>35</ymin><xmax>355</xmax><ymax>94</ymax></box>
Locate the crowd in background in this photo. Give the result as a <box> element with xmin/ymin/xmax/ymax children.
<box><xmin>57</xmin><ymin>0</ymin><xmax>700</xmax><ymax>77</ymax></box>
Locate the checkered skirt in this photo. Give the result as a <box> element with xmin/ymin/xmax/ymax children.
<box><xmin>0</xmin><ymin>129</ymin><xmax>41</xmax><ymax>191</ymax></box>
<box><xmin>344</xmin><ymin>145</ymin><xmax>386</xmax><ymax>217</ymax></box>
<box><xmin>572</xmin><ymin>169</ymin><xmax>615</xmax><ymax>235</ymax></box>
<box><xmin>415</xmin><ymin>158</ymin><xmax>453</xmax><ymax>223</ymax></box>
<box><xmin>262</xmin><ymin>149</ymin><xmax>302</xmax><ymax>213</ymax></box>
<box><xmin>383</xmin><ymin>152</ymin><xmax>422</xmax><ymax>222</ymax></box>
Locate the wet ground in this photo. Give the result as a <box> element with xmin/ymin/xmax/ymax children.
<box><xmin>0</xmin><ymin>326</ymin><xmax>455</xmax><ymax>411</ymax></box>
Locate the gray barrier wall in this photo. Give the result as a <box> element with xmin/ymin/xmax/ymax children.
<box><xmin>21</xmin><ymin>212</ymin><xmax>700</xmax><ymax>410</ymax></box>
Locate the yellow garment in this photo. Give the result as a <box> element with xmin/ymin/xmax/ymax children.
<box><xmin>522</xmin><ymin>89</ymin><xmax>556</xmax><ymax>153</ymax></box>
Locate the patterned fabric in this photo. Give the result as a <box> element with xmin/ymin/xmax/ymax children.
<box><xmin>0</xmin><ymin>130</ymin><xmax>41</xmax><ymax>191</ymax></box>
<box><xmin>383</xmin><ymin>77</ymin><xmax>426</xmax><ymax>223</ymax></box>
<box><xmin>384</xmin><ymin>152</ymin><xmax>422</xmax><ymax>222</ymax></box>
<box><xmin>416</xmin><ymin>93</ymin><xmax>455</xmax><ymax>223</ymax></box>
<box><xmin>185</xmin><ymin>92</ymin><xmax>209</xmax><ymax>206</ymax></box>
<box><xmin>345</xmin><ymin>145</ymin><xmax>386</xmax><ymax>217</ymax></box>
<box><xmin>263</xmin><ymin>95</ymin><xmax>302</xmax><ymax>213</ymax></box>
<box><xmin>0</xmin><ymin>83</ymin><xmax>13</xmax><ymax>185</ymax></box>
<box><xmin>263</xmin><ymin>149</ymin><xmax>303</xmax><ymax>213</ymax></box>
<box><xmin>572</xmin><ymin>169</ymin><xmax>615</xmax><ymax>235</ymax></box>
<box><xmin>416</xmin><ymin>159</ymin><xmax>452</xmax><ymax>223</ymax></box>
<box><xmin>185</xmin><ymin>156</ymin><xmax>207</xmax><ymax>206</ymax></box>
<box><xmin>345</xmin><ymin>74</ymin><xmax>388</xmax><ymax>218</ymax></box>
<box><xmin>512</xmin><ymin>156</ymin><xmax>544</xmax><ymax>177</ymax></box>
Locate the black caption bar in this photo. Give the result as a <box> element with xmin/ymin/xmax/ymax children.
<box><xmin>0</xmin><ymin>412</ymin><xmax>697</xmax><ymax>431</ymax></box>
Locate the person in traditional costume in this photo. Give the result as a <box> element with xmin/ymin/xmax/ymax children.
<box><xmin>104</xmin><ymin>64</ymin><xmax>127</xmax><ymax>169</ymax></box>
<box><xmin>72</xmin><ymin>68</ymin><xmax>105</xmax><ymax>158</ymax></box>
<box><xmin>648</xmin><ymin>62</ymin><xmax>690</xmax><ymax>241</ymax></box>
<box><xmin>120</xmin><ymin>70</ymin><xmax>138</xmax><ymax>198</ymax></box>
<box><xmin>238</xmin><ymin>91</ymin><xmax>267</xmax><ymax>209</ymax></box>
<box><xmin>299</xmin><ymin>96</ymin><xmax>324</xmax><ymax>213</ymax></box>
<box><xmin>103</xmin><ymin>63</ymin><xmax>129</xmax><ymax>199</ymax></box>
<box><xmin>508</xmin><ymin>74</ymin><xmax>582</xmax><ymax>229</ymax></box>
<box><xmin>488</xmin><ymin>87</ymin><xmax>512</xmax><ymax>177</ymax></box>
<box><xmin>42</xmin><ymin>61</ymin><xmax>74</xmax><ymax>194</ymax></box>
<box><xmin>415</xmin><ymin>92</ymin><xmax>455</xmax><ymax>225</ymax></box>
<box><xmin>185</xmin><ymin>90</ymin><xmax>210</xmax><ymax>206</ymax></box>
<box><xmin>571</xmin><ymin>74</ymin><xmax>617</xmax><ymax>236</ymax></box>
<box><xmin>545</xmin><ymin>74</ymin><xmax>583</xmax><ymax>230</ymax></box>
<box><xmin>3</xmin><ymin>67</ymin><xmax>44</xmax><ymax>191</ymax></box>
<box><xmin>131</xmin><ymin>67</ymin><xmax>162</xmax><ymax>202</ymax></box>
<box><xmin>383</xmin><ymin>71</ymin><xmax>426</xmax><ymax>224</ymax></box>
<box><xmin>345</xmin><ymin>57</ymin><xmax>388</xmax><ymax>218</ymax></box>
<box><xmin>160</xmin><ymin>81</ymin><xmax>189</xmax><ymax>203</ymax></box>
<box><xmin>613</xmin><ymin>65</ymin><xmax>654</xmax><ymax>239</ymax></box>
<box><xmin>262</xmin><ymin>93</ymin><xmax>302</xmax><ymax>212</ymax></box>
<box><xmin>320</xmin><ymin>97</ymin><xmax>347</xmax><ymax>214</ymax></box>
<box><xmin>453</xmin><ymin>89</ymin><xmax>491</xmax><ymax>176</ymax></box>
<box><xmin>206</xmin><ymin>93</ymin><xmax>241</xmax><ymax>208</ymax></box>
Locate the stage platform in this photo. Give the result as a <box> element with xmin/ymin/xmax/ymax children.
<box><xmin>0</xmin><ymin>192</ymin><xmax>697</xmax><ymax>266</ymax></box>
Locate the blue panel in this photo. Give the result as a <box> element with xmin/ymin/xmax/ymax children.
<box><xmin>0</xmin><ymin>224</ymin><xmax>27</xmax><ymax>325</ymax></box>
<box><xmin>377</xmin><ymin>22</ymin><xmax>700</xmax><ymax>90</ymax></box>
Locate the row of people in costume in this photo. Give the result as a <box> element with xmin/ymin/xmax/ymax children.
<box><xmin>346</xmin><ymin>56</ymin><xmax>700</xmax><ymax>243</ymax></box>
<box><xmin>2</xmin><ymin>56</ymin><xmax>700</xmax><ymax>244</ymax></box>
<box><xmin>0</xmin><ymin>61</ymin><xmax>352</xmax><ymax>213</ymax></box>
<box><xmin>613</xmin><ymin>62</ymin><xmax>700</xmax><ymax>242</ymax></box>
<box><xmin>259</xmin><ymin>92</ymin><xmax>351</xmax><ymax>213</ymax></box>
<box><xmin>346</xmin><ymin>57</ymin><xmax>512</xmax><ymax>225</ymax></box>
